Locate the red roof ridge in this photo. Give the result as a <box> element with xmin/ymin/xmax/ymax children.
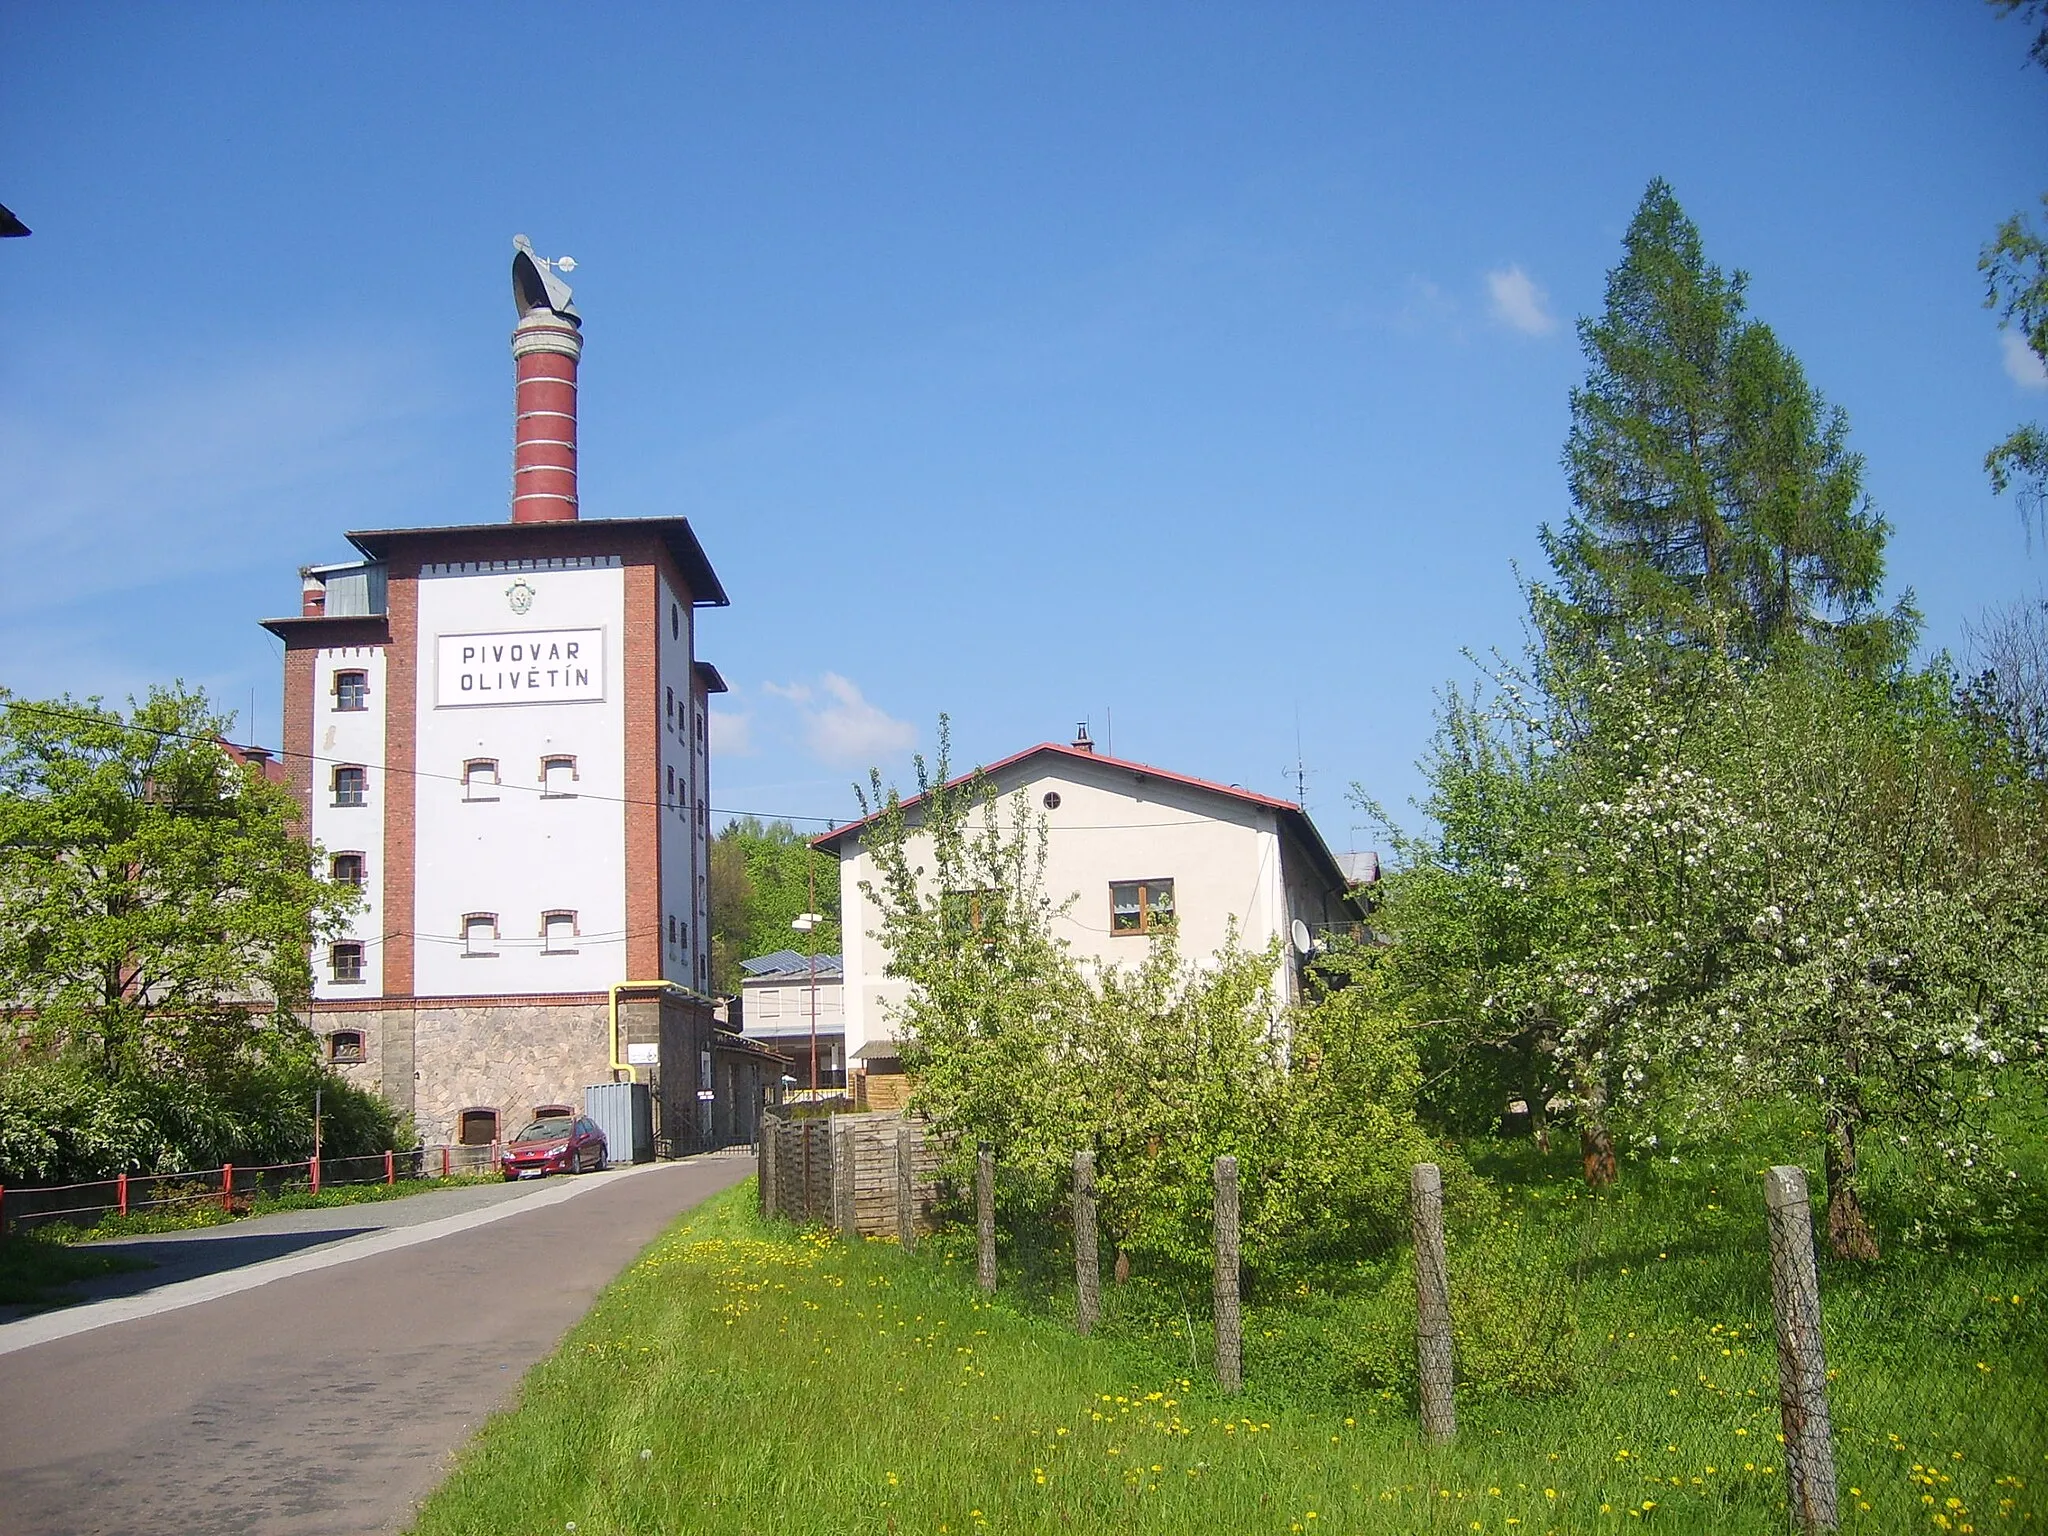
<box><xmin>813</xmin><ymin>739</ymin><xmax>1300</xmax><ymax>850</ymax></box>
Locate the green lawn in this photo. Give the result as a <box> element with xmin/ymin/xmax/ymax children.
<box><xmin>405</xmin><ymin>1179</ymin><xmax>2043</xmax><ymax>1536</ymax></box>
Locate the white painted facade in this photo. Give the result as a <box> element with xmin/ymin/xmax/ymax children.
<box><xmin>828</xmin><ymin>746</ymin><xmax>1360</xmax><ymax>1064</ymax></box>
<box><xmin>412</xmin><ymin>558</ymin><xmax>628</xmax><ymax>997</ymax></box>
<box><xmin>311</xmin><ymin>644</ymin><xmax>388</xmax><ymax>1001</ymax></box>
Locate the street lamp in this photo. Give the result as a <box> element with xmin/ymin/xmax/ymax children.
<box><xmin>792</xmin><ymin>911</ymin><xmax>823</xmax><ymax>1097</ymax></box>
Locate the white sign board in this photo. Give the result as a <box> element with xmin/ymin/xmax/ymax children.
<box><xmin>436</xmin><ymin>629</ymin><xmax>604</xmax><ymax>708</ymax></box>
<box><xmin>626</xmin><ymin>1042</ymin><xmax>659</xmax><ymax>1066</ymax></box>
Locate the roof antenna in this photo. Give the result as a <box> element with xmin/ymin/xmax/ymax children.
<box><xmin>1287</xmin><ymin>707</ymin><xmax>1313</xmax><ymax>811</ymax></box>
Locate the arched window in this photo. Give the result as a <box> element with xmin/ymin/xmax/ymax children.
<box><xmin>332</xmin><ymin>766</ymin><xmax>367</xmax><ymax>807</ymax></box>
<box><xmin>463</xmin><ymin>913</ymin><xmax>498</xmax><ymax>956</ymax></box>
<box><xmin>333</xmin><ymin>670</ymin><xmax>369</xmax><ymax>711</ymax></box>
<box><xmin>541</xmin><ymin>755</ymin><xmax>577</xmax><ymax>797</ymax></box>
<box><xmin>330</xmin><ymin>852</ymin><xmax>365</xmax><ymax>888</ymax></box>
<box><xmin>458</xmin><ymin>1107</ymin><xmax>499</xmax><ymax>1146</ymax></box>
<box><xmin>542</xmin><ymin>910</ymin><xmax>578</xmax><ymax>953</ymax></box>
<box><xmin>462</xmin><ymin>759</ymin><xmax>499</xmax><ymax>801</ymax></box>
<box><xmin>330</xmin><ymin>942</ymin><xmax>365</xmax><ymax>983</ymax></box>
<box><xmin>329</xmin><ymin>1029</ymin><xmax>366</xmax><ymax>1063</ymax></box>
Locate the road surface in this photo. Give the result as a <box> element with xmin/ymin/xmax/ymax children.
<box><xmin>0</xmin><ymin>1154</ymin><xmax>752</xmax><ymax>1536</ymax></box>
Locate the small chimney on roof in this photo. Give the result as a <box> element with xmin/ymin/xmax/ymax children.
<box><xmin>1072</xmin><ymin>722</ymin><xmax>1095</xmax><ymax>754</ymax></box>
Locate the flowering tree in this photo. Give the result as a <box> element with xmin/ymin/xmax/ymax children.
<box><xmin>1377</xmin><ymin>630</ymin><xmax>2048</xmax><ymax>1253</ymax></box>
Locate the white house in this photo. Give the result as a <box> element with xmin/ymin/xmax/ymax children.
<box><xmin>814</xmin><ymin>729</ymin><xmax>1367</xmax><ymax>1101</ymax></box>
<box><xmin>737</xmin><ymin>948</ymin><xmax>846</xmax><ymax>1091</ymax></box>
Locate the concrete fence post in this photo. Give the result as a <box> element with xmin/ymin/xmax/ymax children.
<box><xmin>975</xmin><ymin>1142</ymin><xmax>996</xmax><ymax>1294</ymax></box>
<box><xmin>1412</xmin><ymin>1161</ymin><xmax>1456</xmax><ymax>1444</ymax></box>
<box><xmin>760</xmin><ymin>1113</ymin><xmax>780</xmax><ymax>1219</ymax></box>
<box><xmin>1073</xmin><ymin>1149</ymin><xmax>1100</xmax><ymax>1336</ymax></box>
<box><xmin>896</xmin><ymin>1121</ymin><xmax>917</xmax><ymax>1252</ymax></box>
<box><xmin>1765</xmin><ymin>1165</ymin><xmax>1840</xmax><ymax>1535</ymax></box>
<box><xmin>1213</xmin><ymin>1154</ymin><xmax>1242</xmax><ymax>1393</ymax></box>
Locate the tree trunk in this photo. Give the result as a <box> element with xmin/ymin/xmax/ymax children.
<box><xmin>1581</xmin><ymin>1122</ymin><xmax>1617</xmax><ymax>1188</ymax></box>
<box><xmin>1822</xmin><ymin>1104</ymin><xmax>1879</xmax><ymax>1261</ymax></box>
<box><xmin>1114</xmin><ymin>1247</ymin><xmax>1131</xmax><ymax>1285</ymax></box>
<box><xmin>1579</xmin><ymin>1075</ymin><xmax>1617</xmax><ymax>1187</ymax></box>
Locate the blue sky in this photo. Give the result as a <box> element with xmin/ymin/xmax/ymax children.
<box><xmin>3</xmin><ymin>4</ymin><xmax>2043</xmax><ymax>847</ymax></box>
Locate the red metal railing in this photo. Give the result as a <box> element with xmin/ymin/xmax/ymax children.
<box><xmin>0</xmin><ymin>1143</ymin><xmax>505</xmax><ymax>1238</ymax></box>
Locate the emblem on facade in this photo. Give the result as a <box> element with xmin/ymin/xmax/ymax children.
<box><xmin>506</xmin><ymin>579</ymin><xmax>536</xmax><ymax>615</ymax></box>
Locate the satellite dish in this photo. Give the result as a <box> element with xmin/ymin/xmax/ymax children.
<box><xmin>1291</xmin><ymin>918</ymin><xmax>1313</xmax><ymax>956</ymax></box>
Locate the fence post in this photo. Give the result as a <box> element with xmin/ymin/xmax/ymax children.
<box><xmin>117</xmin><ymin>1172</ymin><xmax>129</xmax><ymax>1216</ymax></box>
<box><xmin>385</xmin><ymin>1149</ymin><xmax>395</xmax><ymax>1185</ymax></box>
<box><xmin>222</xmin><ymin>1164</ymin><xmax>235</xmax><ymax>1213</ymax></box>
<box><xmin>1412</xmin><ymin>1161</ymin><xmax>1456</xmax><ymax>1444</ymax></box>
<box><xmin>830</xmin><ymin>1118</ymin><xmax>853</xmax><ymax>1239</ymax></box>
<box><xmin>761</xmin><ymin>1113</ymin><xmax>780</xmax><ymax>1218</ymax></box>
<box><xmin>976</xmin><ymin>1142</ymin><xmax>996</xmax><ymax>1294</ymax></box>
<box><xmin>310</xmin><ymin>1152</ymin><xmax>320</xmax><ymax>1194</ymax></box>
<box><xmin>896</xmin><ymin>1121</ymin><xmax>917</xmax><ymax>1252</ymax></box>
<box><xmin>1213</xmin><ymin>1154</ymin><xmax>1242</xmax><ymax>1392</ymax></box>
<box><xmin>1073</xmin><ymin>1149</ymin><xmax>1101</xmax><ymax>1337</ymax></box>
<box><xmin>1765</xmin><ymin>1165</ymin><xmax>1840</xmax><ymax>1535</ymax></box>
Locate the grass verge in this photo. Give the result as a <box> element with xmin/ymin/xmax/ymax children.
<box><xmin>406</xmin><ymin>1180</ymin><xmax>2045</xmax><ymax>1535</ymax></box>
<box><xmin>0</xmin><ymin>1230</ymin><xmax>153</xmax><ymax>1307</ymax></box>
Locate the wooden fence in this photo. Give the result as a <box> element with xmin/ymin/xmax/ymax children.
<box><xmin>758</xmin><ymin>1111</ymin><xmax>942</xmax><ymax>1238</ymax></box>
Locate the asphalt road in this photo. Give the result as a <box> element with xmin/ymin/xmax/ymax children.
<box><xmin>0</xmin><ymin>1154</ymin><xmax>752</xmax><ymax>1536</ymax></box>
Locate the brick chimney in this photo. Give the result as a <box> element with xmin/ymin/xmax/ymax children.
<box><xmin>1071</xmin><ymin>722</ymin><xmax>1095</xmax><ymax>754</ymax></box>
<box><xmin>510</xmin><ymin>236</ymin><xmax>583</xmax><ymax>523</ymax></box>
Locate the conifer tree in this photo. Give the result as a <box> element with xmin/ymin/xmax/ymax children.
<box><xmin>1542</xmin><ymin>180</ymin><xmax>1909</xmax><ymax>666</ymax></box>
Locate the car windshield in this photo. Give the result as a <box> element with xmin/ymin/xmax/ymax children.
<box><xmin>512</xmin><ymin>1121</ymin><xmax>571</xmax><ymax>1144</ymax></box>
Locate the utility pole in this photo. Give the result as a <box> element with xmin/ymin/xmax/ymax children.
<box><xmin>792</xmin><ymin>856</ymin><xmax>824</xmax><ymax>1099</ymax></box>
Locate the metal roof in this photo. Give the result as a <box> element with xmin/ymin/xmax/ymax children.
<box><xmin>740</xmin><ymin>949</ymin><xmax>843</xmax><ymax>979</ymax></box>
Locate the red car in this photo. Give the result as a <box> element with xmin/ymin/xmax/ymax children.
<box><xmin>500</xmin><ymin>1114</ymin><xmax>608</xmax><ymax>1179</ymax></box>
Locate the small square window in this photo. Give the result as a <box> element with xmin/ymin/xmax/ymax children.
<box><xmin>543</xmin><ymin>910</ymin><xmax>578</xmax><ymax>953</ymax></box>
<box><xmin>463</xmin><ymin>759</ymin><xmax>499</xmax><ymax>801</ymax></box>
<box><xmin>541</xmin><ymin>755</ymin><xmax>577</xmax><ymax>797</ymax></box>
<box><xmin>334</xmin><ymin>670</ymin><xmax>369</xmax><ymax>711</ymax></box>
<box><xmin>330</xmin><ymin>942</ymin><xmax>364</xmax><ymax>983</ymax></box>
<box><xmin>329</xmin><ymin>1029</ymin><xmax>366</xmax><ymax>1063</ymax></box>
<box><xmin>1110</xmin><ymin>878</ymin><xmax>1175</xmax><ymax>935</ymax></box>
<box><xmin>332</xmin><ymin>767</ymin><xmax>367</xmax><ymax>807</ymax></box>
<box><xmin>331</xmin><ymin>853</ymin><xmax>365</xmax><ymax>888</ymax></box>
<box><xmin>463</xmin><ymin>913</ymin><xmax>498</xmax><ymax>956</ymax></box>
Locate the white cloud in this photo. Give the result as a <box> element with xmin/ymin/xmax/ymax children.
<box><xmin>2003</xmin><ymin>330</ymin><xmax>2048</xmax><ymax>390</ymax></box>
<box><xmin>762</xmin><ymin>672</ymin><xmax>915</xmax><ymax>765</ymax></box>
<box><xmin>709</xmin><ymin>709</ymin><xmax>756</xmax><ymax>756</ymax></box>
<box><xmin>1485</xmin><ymin>264</ymin><xmax>1558</xmax><ymax>337</ymax></box>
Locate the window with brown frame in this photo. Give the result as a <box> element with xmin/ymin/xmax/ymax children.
<box><xmin>330</xmin><ymin>852</ymin><xmax>366</xmax><ymax>888</ymax></box>
<box><xmin>334</xmin><ymin>670</ymin><xmax>369</xmax><ymax>711</ymax></box>
<box><xmin>330</xmin><ymin>942</ymin><xmax>365</xmax><ymax>983</ymax></box>
<box><xmin>542</xmin><ymin>910</ymin><xmax>578</xmax><ymax>954</ymax></box>
<box><xmin>329</xmin><ymin>1029</ymin><xmax>366</xmax><ymax>1063</ymax></box>
<box><xmin>458</xmin><ymin>1107</ymin><xmax>499</xmax><ymax>1146</ymax></box>
<box><xmin>462</xmin><ymin>758</ymin><xmax>499</xmax><ymax>801</ymax></box>
<box><xmin>1110</xmin><ymin>878</ymin><xmax>1175</xmax><ymax>935</ymax></box>
<box><xmin>332</xmin><ymin>766</ymin><xmax>368</xmax><ymax>807</ymax></box>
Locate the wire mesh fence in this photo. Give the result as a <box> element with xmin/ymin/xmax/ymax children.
<box><xmin>773</xmin><ymin>1118</ymin><xmax>2045</xmax><ymax>1531</ymax></box>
